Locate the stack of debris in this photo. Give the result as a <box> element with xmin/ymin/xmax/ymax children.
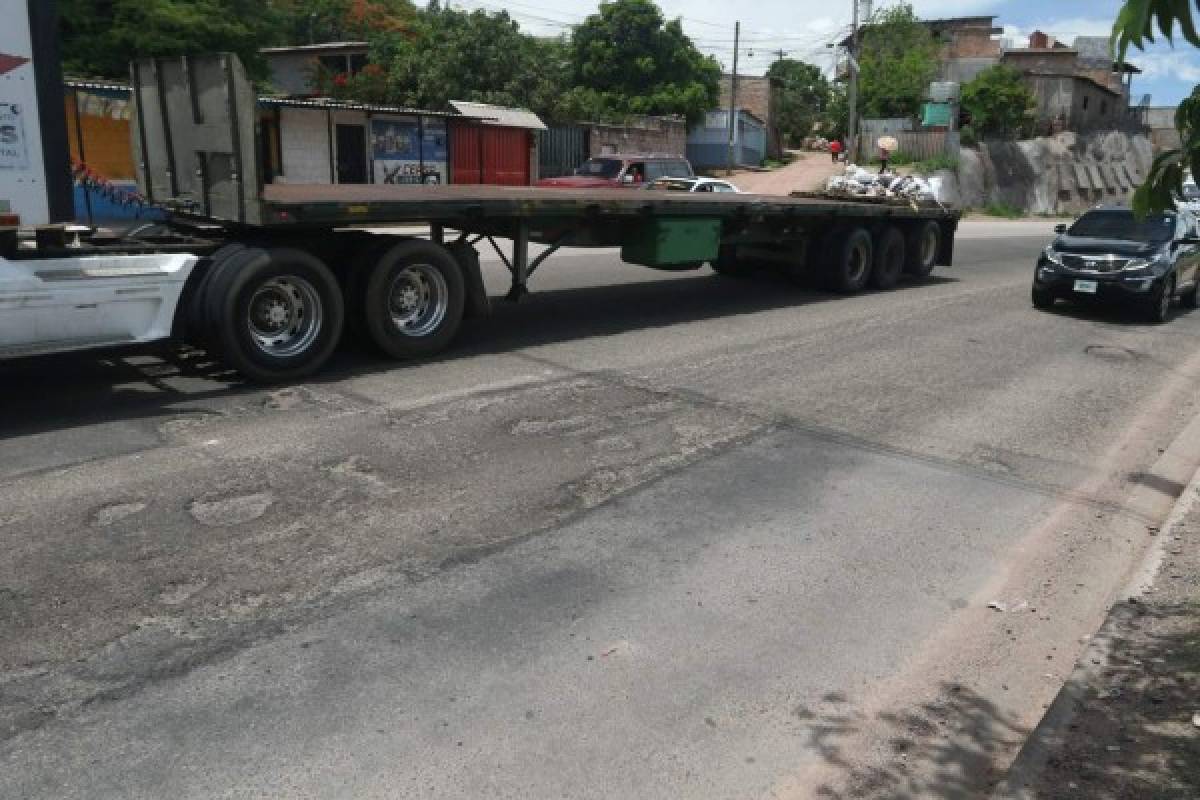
<box><xmin>823</xmin><ymin>164</ymin><xmax>936</xmax><ymax>201</ymax></box>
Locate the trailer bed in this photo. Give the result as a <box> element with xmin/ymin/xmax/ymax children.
<box><xmin>257</xmin><ymin>183</ymin><xmax>957</xmax><ymax>228</ymax></box>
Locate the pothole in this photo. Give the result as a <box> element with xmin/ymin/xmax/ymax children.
<box><xmin>187</xmin><ymin>491</ymin><xmax>275</xmax><ymax>527</ymax></box>
<box><xmin>1085</xmin><ymin>345</ymin><xmax>1141</xmax><ymax>362</ymax></box>
<box><xmin>90</xmin><ymin>501</ymin><xmax>148</xmax><ymax>527</ymax></box>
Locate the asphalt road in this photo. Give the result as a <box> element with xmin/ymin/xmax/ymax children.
<box><xmin>3</xmin><ymin>220</ymin><xmax>1200</xmax><ymax>798</ymax></box>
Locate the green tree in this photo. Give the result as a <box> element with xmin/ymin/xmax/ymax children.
<box><xmin>561</xmin><ymin>0</ymin><xmax>720</xmax><ymax>124</ymax></box>
<box><xmin>856</xmin><ymin>4</ymin><xmax>938</xmax><ymax>119</ymax></box>
<box><xmin>765</xmin><ymin>59</ymin><xmax>831</xmax><ymax>146</ymax></box>
<box><xmin>821</xmin><ymin>85</ymin><xmax>849</xmax><ymax>141</ymax></box>
<box><xmin>351</xmin><ymin>8</ymin><xmax>569</xmax><ymax>120</ymax></box>
<box><xmin>272</xmin><ymin>0</ymin><xmax>415</xmax><ymax>45</ymax></box>
<box><xmin>1113</xmin><ymin>1</ymin><xmax>1200</xmax><ymax>214</ymax></box>
<box><xmin>959</xmin><ymin>65</ymin><xmax>1036</xmax><ymax>138</ymax></box>
<box><xmin>59</xmin><ymin>0</ymin><xmax>282</xmax><ymax>79</ymax></box>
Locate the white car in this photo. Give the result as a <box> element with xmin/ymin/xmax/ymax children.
<box><xmin>646</xmin><ymin>177</ymin><xmax>742</xmax><ymax>194</ymax></box>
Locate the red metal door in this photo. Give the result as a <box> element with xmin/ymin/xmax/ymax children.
<box><xmin>482</xmin><ymin>128</ymin><xmax>529</xmax><ymax>185</ymax></box>
<box><xmin>451</xmin><ymin>124</ymin><xmax>483</xmax><ymax>185</ymax></box>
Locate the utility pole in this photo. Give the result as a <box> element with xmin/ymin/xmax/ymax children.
<box><xmin>773</xmin><ymin>48</ymin><xmax>788</xmax><ymax>62</ymax></box>
<box><xmin>847</xmin><ymin>0</ymin><xmax>860</xmax><ymax>163</ymax></box>
<box><xmin>726</xmin><ymin>20</ymin><xmax>740</xmax><ymax>176</ymax></box>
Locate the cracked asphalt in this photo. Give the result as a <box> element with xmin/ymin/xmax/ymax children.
<box><xmin>3</xmin><ymin>219</ymin><xmax>1200</xmax><ymax>798</ymax></box>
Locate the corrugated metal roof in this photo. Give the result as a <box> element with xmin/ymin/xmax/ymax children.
<box><xmin>260</xmin><ymin>96</ymin><xmax>473</xmax><ymax>118</ymax></box>
<box><xmin>64</xmin><ymin>80</ymin><xmax>475</xmax><ymax>119</ymax></box>
<box><xmin>260</xmin><ymin>42</ymin><xmax>369</xmax><ymax>54</ymax></box>
<box><xmin>450</xmin><ymin>101</ymin><xmax>547</xmax><ymax>130</ymax></box>
<box><xmin>65</xmin><ymin>78</ymin><xmax>134</xmax><ymax>92</ymax></box>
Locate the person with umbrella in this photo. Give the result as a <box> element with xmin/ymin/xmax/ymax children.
<box><xmin>877</xmin><ymin>135</ymin><xmax>898</xmax><ymax>174</ymax></box>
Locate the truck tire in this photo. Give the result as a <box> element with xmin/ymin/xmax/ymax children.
<box><xmin>710</xmin><ymin>245</ymin><xmax>752</xmax><ymax>278</ymax></box>
<box><xmin>362</xmin><ymin>240</ymin><xmax>466</xmax><ymax>359</ymax></box>
<box><xmin>344</xmin><ymin>237</ymin><xmax>398</xmax><ymax>347</ymax></box>
<box><xmin>185</xmin><ymin>243</ymin><xmax>246</xmax><ymax>349</ymax></box>
<box><xmin>820</xmin><ymin>227</ymin><xmax>873</xmax><ymax>293</ymax></box>
<box><xmin>904</xmin><ymin>220</ymin><xmax>941</xmax><ymax>278</ymax></box>
<box><xmin>204</xmin><ymin>247</ymin><xmax>344</xmax><ymax>383</ymax></box>
<box><xmin>870</xmin><ymin>227</ymin><xmax>905</xmax><ymax>289</ymax></box>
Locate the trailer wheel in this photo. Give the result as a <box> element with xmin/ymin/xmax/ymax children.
<box><xmin>344</xmin><ymin>237</ymin><xmax>398</xmax><ymax>347</ymax></box>
<box><xmin>710</xmin><ymin>245</ymin><xmax>752</xmax><ymax>278</ymax></box>
<box><xmin>205</xmin><ymin>247</ymin><xmax>344</xmax><ymax>383</ymax></box>
<box><xmin>821</xmin><ymin>227</ymin><xmax>873</xmax><ymax>294</ymax></box>
<box><xmin>870</xmin><ymin>227</ymin><xmax>905</xmax><ymax>289</ymax></box>
<box><xmin>904</xmin><ymin>220</ymin><xmax>941</xmax><ymax>278</ymax></box>
<box><xmin>362</xmin><ymin>240</ymin><xmax>465</xmax><ymax>359</ymax></box>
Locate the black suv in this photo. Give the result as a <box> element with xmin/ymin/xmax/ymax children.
<box><xmin>1032</xmin><ymin>206</ymin><xmax>1200</xmax><ymax>323</ymax></box>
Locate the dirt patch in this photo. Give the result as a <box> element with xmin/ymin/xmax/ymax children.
<box><xmin>1016</xmin><ymin>485</ymin><xmax>1200</xmax><ymax>798</ymax></box>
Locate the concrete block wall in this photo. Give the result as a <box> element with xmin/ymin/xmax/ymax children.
<box><xmin>718</xmin><ymin>75</ymin><xmax>781</xmax><ymax>157</ymax></box>
<box><xmin>277</xmin><ymin>108</ymin><xmax>372</xmax><ymax>184</ymax></box>
<box><xmin>279</xmin><ymin>108</ymin><xmax>332</xmax><ymax>184</ymax></box>
<box><xmin>588</xmin><ymin>117</ymin><xmax>687</xmax><ymax>157</ymax></box>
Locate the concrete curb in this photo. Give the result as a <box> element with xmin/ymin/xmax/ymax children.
<box><xmin>991</xmin><ymin>409</ymin><xmax>1200</xmax><ymax>799</ymax></box>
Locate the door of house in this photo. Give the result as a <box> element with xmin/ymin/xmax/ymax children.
<box><xmin>336</xmin><ymin>124</ymin><xmax>367</xmax><ymax>184</ymax></box>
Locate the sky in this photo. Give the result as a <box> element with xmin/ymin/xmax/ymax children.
<box><xmin>446</xmin><ymin>0</ymin><xmax>1197</xmax><ymax>107</ymax></box>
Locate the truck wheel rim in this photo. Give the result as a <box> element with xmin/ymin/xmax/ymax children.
<box><xmin>247</xmin><ymin>276</ymin><xmax>323</xmax><ymax>358</ymax></box>
<box><xmin>388</xmin><ymin>263</ymin><xmax>448</xmax><ymax>337</ymax></box>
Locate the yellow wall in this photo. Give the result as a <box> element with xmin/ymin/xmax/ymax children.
<box><xmin>64</xmin><ymin>94</ymin><xmax>136</xmax><ymax>181</ymax></box>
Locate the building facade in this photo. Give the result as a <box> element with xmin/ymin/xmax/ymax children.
<box><xmin>261</xmin><ymin>42</ymin><xmax>370</xmax><ymax>97</ymax></box>
<box><xmin>718</xmin><ymin>75</ymin><xmax>782</xmax><ymax>158</ymax></box>
<box><xmin>687</xmin><ymin>109</ymin><xmax>766</xmax><ymax>169</ymax></box>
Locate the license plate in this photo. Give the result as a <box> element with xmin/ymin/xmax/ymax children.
<box><xmin>1073</xmin><ymin>279</ymin><xmax>1098</xmax><ymax>294</ymax></box>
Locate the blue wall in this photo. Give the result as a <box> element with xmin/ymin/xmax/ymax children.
<box><xmin>687</xmin><ymin>110</ymin><xmax>766</xmax><ymax>168</ymax></box>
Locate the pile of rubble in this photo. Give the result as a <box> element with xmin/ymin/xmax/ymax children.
<box><xmin>824</xmin><ymin>164</ymin><xmax>936</xmax><ymax>202</ymax></box>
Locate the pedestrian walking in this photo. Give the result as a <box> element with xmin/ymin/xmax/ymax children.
<box><xmin>830</xmin><ymin>139</ymin><xmax>843</xmax><ymax>163</ymax></box>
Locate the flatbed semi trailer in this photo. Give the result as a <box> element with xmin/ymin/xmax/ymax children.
<box><xmin>0</xmin><ymin>32</ymin><xmax>959</xmax><ymax>383</ymax></box>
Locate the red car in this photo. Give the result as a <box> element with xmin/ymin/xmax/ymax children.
<box><xmin>537</xmin><ymin>155</ymin><xmax>695</xmax><ymax>189</ymax></box>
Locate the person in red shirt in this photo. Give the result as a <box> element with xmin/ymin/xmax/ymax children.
<box><xmin>829</xmin><ymin>139</ymin><xmax>843</xmax><ymax>163</ymax></box>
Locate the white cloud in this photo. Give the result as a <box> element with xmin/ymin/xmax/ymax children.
<box><xmin>1132</xmin><ymin>51</ymin><xmax>1200</xmax><ymax>84</ymax></box>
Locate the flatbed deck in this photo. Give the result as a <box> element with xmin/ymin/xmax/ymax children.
<box><xmin>257</xmin><ymin>184</ymin><xmax>959</xmax><ymax>228</ymax></box>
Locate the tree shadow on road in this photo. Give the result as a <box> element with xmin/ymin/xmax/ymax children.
<box><xmin>794</xmin><ymin>683</ymin><xmax>1029</xmax><ymax>799</ymax></box>
<box><xmin>1011</xmin><ymin>599</ymin><xmax>1200</xmax><ymax>799</ymax></box>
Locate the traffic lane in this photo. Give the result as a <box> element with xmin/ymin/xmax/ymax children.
<box><xmin>1</xmin><ymin>422</ymin><xmax>1052</xmax><ymax>800</ymax></box>
<box><xmin>3</xmin><ymin>230</ymin><xmax>1199</xmax><ymax>794</ymax></box>
<box><xmin>0</xmin><ymin>233</ymin><xmax>1041</xmax><ymax>480</ymax></box>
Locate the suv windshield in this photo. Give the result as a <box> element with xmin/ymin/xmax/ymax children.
<box><xmin>574</xmin><ymin>158</ymin><xmax>623</xmax><ymax>178</ymax></box>
<box><xmin>1067</xmin><ymin>211</ymin><xmax>1175</xmax><ymax>243</ymax></box>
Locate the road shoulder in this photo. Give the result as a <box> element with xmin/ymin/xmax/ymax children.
<box><xmin>995</xmin><ymin>467</ymin><xmax>1200</xmax><ymax>797</ymax></box>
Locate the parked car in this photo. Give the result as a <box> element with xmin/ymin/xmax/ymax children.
<box><xmin>645</xmin><ymin>177</ymin><xmax>742</xmax><ymax>193</ymax></box>
<box><xmin>537</xmin><ymin>155</ymin><xmax>695</xmax><ymax>189</ymax></box>
<box><xmin>1032</xmin><ymin>206</ymin><xmax>1200</xmax><ymax>323</ymax></box>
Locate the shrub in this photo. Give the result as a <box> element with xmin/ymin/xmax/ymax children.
<box><xmin>911</xmin><ymin>154</ymin><xmax>959</xmax><ymax>174</ymax></box>
<box><xmin>982</xmin><ymin>202</ymin><xmax>1024</xmax><ymax>219</ymax></box>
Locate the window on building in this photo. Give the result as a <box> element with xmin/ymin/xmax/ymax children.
<box><xmin>1100</xmin><ymin>99</ymin><xmax>1108</xmax><ymax>115</ymax></box>
<box><xmin>349</xmin><ymin>53</ymin><xmax>368</xmax><ymax>75</ymax></box>
<box><xmin>1082</xmin><ymin>95</ymin><xmax>1090</xmax><ymax>111</ymax></box>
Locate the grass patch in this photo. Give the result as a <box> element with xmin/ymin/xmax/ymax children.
<box><xmin>982</xmin><ymin>202</ymin><xmax>1026</xmax><ymax>219</ymax></box>
<box><xmin>911</xmin><ymin>154</ymin><xmax>959</xmax><ymax>174</ymax></box>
